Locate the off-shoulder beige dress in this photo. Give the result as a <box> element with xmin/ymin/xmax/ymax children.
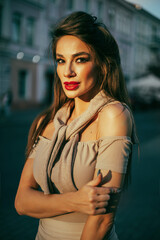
<box><xmin>29</xmin><ymin>91</ymin><xmax>138</xmax><ymax>240</ymax></box>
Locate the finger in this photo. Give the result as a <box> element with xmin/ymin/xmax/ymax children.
<box><xmin>94</xmin><ymin>187</ymin><xmax>111</xmax><ymax>195</ymax></box>
<box><xmin>95</xmin><ymin>187</ymin><xmax>122</xmax><ymax>195</ymax></box>
<box><xmin>96</xmin><ymin>194</ymin><xmax>110</xmax><ymax>202</ymax></box>
<box><xmin>95</xmin><ymin>201</ymin><xmax>108</xmax><ymax>209</ymax></box>
<box><xmin>89</xmin><ymin>193</ymin><xmax>110</xmax><ymax>204</ymax></box>
<box><xmin>87</xmin><ymin>174</ymin><xmax>102</xmax><ymax>187</ymax></box>
<box><xmin>93</xmin><ymin>208</ymin><xmax>106</xmax><ymax>215</ymax></box>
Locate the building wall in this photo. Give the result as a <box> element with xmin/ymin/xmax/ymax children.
<box><xmin>11</xmin><ymin>59</ymin><xmax>37</xmax><ymax>105</ymax></box>
<box><xmin>0</xmin><ymin>0</ymin><xmax>160</xmax><ymax>107</ymax></box>
<box><xmin>0</xmin><ymin>0</ymin><xmax>55</xmax><ymax>107</ymax></box>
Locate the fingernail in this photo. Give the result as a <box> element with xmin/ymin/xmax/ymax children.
<box><xmin>97</xmin><ymin>169</ymin><xmax>101</xmax><ymax>176</ymax></box>
<box><xmin>110</xmin><ymin>188</ymin><xmax>114</xmax><ymax>194</ymax></box>
<box><xmin>110</xmin><ymin>188</ymin><xmax>122</xmax><ymax>194</ymax></box>
<box><xmin>116</xmin><ymin>188</ymin><xmax>122</xmax><ymax>193</ymax></box>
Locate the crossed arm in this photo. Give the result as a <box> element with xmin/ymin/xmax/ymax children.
<box><xmin>14</xmin><ymin>159</ymin><xmax>112</xmax><ymax>218</ymax></box>
<box><xmin>80</xmin><ymin>169</ymin><xmax>124</xmax><ymax>240</ymax></box>
<box><xmin>15</xmin><ymin>103</ymin><xmax>132</xmax><ymax>239</ymax></box>
<box><xmin>80</xmin><ymin>103</ymin><xmax>132</xmax><ymax>239</ymax></box>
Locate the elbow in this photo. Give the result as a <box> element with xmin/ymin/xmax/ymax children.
<box><xmin>14</xmin><ymin>194</ymin><xmax>25</xmax><ymax>216</ymax></box>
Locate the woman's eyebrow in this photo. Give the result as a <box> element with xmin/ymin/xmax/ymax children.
<box><xmin>56</xmin><ymin>52</ymin><xmax>91</xmax><ymax>58</ymax></box>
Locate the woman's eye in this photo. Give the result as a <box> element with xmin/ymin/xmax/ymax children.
<box><xmin>56</xmin><ymin>59</ymin><xmax>65</xmax><ymax>64</ymax></box>
<box><xmin>76</xmin><ymin>58</ymin><xmax>88</xmax><ymax>63</ymax></box>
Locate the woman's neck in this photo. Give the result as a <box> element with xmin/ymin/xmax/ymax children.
<box><xmin>72</xmin><ymin>89</ymin><xmax>99</xmax><ymax>118</ymax></box>
<box><xmin>73</xmin><ymin>98</ymin><xmax>90</xmax><ymax>118</ymax></box>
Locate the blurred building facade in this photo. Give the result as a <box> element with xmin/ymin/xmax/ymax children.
<box><xmin>0</xmin><ymin>0</ymin><xmax>160</xmax><ymax>107</ymax></box>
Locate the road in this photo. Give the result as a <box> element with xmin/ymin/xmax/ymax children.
<box><xmin>0</xmin><ymin>108</ymin><xmax>160</xmax><ymax>240</ymax></box>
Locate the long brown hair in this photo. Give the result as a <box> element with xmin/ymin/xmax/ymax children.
<box><xmin>26</xmin><ymin>12</ymin><xmax>131</xmax><ymax>168</ymax></box>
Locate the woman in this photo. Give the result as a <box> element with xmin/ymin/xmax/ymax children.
<box><xmin>15</xmin><ymin>11</ymin><xmax>138</xmax><ymax>240</ymax></box>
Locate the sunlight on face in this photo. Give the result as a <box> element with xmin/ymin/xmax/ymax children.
<box><xmin>56</xmin><ymin>35</ymin><xmax>98</xmax><ymax>101</ymax></box>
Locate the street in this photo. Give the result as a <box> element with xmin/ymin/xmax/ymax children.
<box><xmin>0</xmin><ymin>108</ymin><xmax>160</xmax><ymax>240</ymax></box>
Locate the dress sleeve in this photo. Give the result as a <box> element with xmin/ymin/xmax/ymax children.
<box><xmin>95</xmin><ymin>136</ymin><xmax>132</xmax><ymax>174</ymax></box>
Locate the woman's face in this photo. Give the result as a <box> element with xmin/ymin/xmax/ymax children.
<box><xmin>56</xmin><ymin>35</ymin><xmax>98</xmax><ymax>100</ymax></box>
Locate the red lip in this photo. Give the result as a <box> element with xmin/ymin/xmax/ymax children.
<box><xmin>64</xmin><ymin>81</ymin><xmax>80</xmax><ymax>84</ymax></box>
<box><xmin>64</xmin><ymin>81</ymin><xmax>80</xmax><ymax>90</ymax></box>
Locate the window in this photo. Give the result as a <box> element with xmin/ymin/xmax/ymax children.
<box><xmin>12</xmin><ymin>12</ymin><xmax>21</xmax><ymax>42</ymax></box>
<box><xmin>117</xmin><ymin>13</ymin><xmax>131</xmax><ymax>35</ymax></box>
<box><xmin>0</xmin><ymin>5</ymin><xmax>3</xmax><ymax>36</ymax></box>
<box><xmin>67</xmin><ymin>0</ymin><xmax>73</xmax><ymax>10</ymax></box>
<box><xmin>108</xmin><ymin>8</ymin><xmax>115</xmax><ymax>29</ymax></box>
<box><xmin>85</xmin><ymin>0</ymin><xmax>90</xmax><ymax>12</ymax></box>
<box><xmin>135</xmin><ymin>17</ymin><xmax>147</xmax><ymax>39</ymax></box>
<box><xmin>26</xmin><ymin>17</ymin><xmax>35</xmax><ymax>46</ymax></box>
<box><xmin>18</xmin><ymin>70</ymin><xmax>27</xmax><ymax>98</ymax></box>
<box><xmin>97</xmin><ymin>1</ymin><xmax>103</xmax><ymax>18</ymax></box>
<box><xmin>152</xmin><ymin>25</ymin><xmax>157</xmax><ymax>40</ymax></box>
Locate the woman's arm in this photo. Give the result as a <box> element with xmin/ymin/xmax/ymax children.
<box><xmin>80</xmin><ymin>103</ymin><xmax>132</xmax><ymax>240</ymax></box>
<box><xmin>15</xmin><ymin>115</ymin><xmax>113</xmax><ymax>219</ymax></box>
<box><xmin>15</xmin><ymin>157</ymin><xmax>112</xmax><ymax>218</ymax></box>
<box><xmin>80</xmin><ymin>170</ymin><xmax>124</xmax><ymax>240</ymax></box>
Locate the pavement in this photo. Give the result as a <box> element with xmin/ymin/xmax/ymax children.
<box><xmin>0</xmin><ymin>108</ymin><xmax>160</xmax><ymax>240</ymax></box>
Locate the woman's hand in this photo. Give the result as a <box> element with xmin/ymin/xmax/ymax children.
<box><xmin>72</xmin><ymin>173</ymin><xmax>115</xmax><ymax>215</ymax></box>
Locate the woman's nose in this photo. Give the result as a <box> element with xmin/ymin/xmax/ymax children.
<box><xmin>63</xmin><ymin>62</ymin><xmax>76</xmax><ymax>78</ymax></box>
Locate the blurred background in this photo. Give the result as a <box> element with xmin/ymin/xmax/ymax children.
<box><xmin>0</xmin><ymin>0</ymin><xmax>160</xmax><ymax>239</ymax></box>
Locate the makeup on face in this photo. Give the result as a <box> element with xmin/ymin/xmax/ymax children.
<box><xmin>64</xmin><ymin>81</ymin><xmax>80</xmax><ymax>91</ymax></box>
<box><xmin>56</xmin><ymin>35</ymin><xmax>97</xmax><ymax>100</ymax></box>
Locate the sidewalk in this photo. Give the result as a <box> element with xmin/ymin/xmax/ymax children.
<box><xmin>116</xmin><ymin>134</ymin><xmax>160</xmax><ymax>240</ymax></box>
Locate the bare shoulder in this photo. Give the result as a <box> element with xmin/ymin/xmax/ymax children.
<box><xmin>97</xmin><ymin>102</ymin><xmax>132</xmax><ymax>138</ymax></box>
<box><xmin>99</xmin><ymin>102</ymin><xmax>131</xmax><ymax>120</ymax></box>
